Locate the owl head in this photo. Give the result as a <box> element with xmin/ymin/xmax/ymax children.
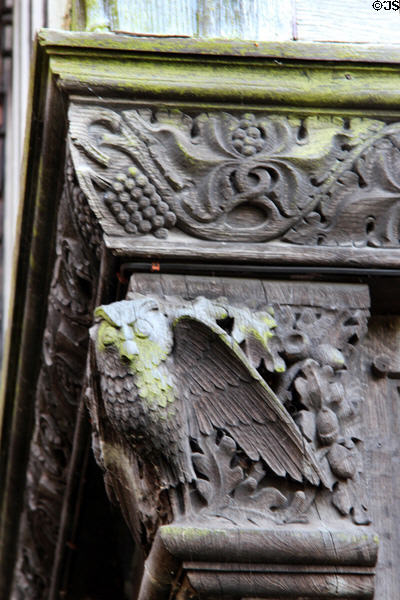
<box><xmin>94</xmin><ymin>295</ymin><xmax>174</xmax><ymax>363</ymax></box>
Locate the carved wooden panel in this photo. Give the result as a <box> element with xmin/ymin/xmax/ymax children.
<box><xmin>69</xmin><ymin>102</ymin><xmax>400</xmax><ymax>265</ymax></box>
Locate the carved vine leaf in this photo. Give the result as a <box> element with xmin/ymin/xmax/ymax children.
<box><xmin>191</xmin><ymin>433</ymin><xmax>311</xmax><ymax>526</ymax></box>
<box><xmin>69</xmin><ymin>103</ymin><xmax>393</xmax><ymax>245</ymax></box>
<box><xmin>284</xmin><ymin>124</ymin><xmax>400</xmax><ymax>247</ymax></box>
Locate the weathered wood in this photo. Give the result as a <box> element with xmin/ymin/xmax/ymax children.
<box><xmin>296</xmin><ymin>0</ymin><xmax>400</xmax><ymax>44</ymax></box>
<box><xmin>83</xmin><ymin>0</ymin><xmax>294</xmax><ymax>40</ymax></box>
<box><xmin>69</xmin><ymin>102</ymin><xmax>400</xmax><ymax>265</ymax></box>
<box><xmin>109</xmin><ymin>0</ymin><xmax>197</xmax><ymax>36</ymax></box>
<box><xmin>37</xmin><ymin>29</ymin><xmax>400</xmax><ymax>64</ymax></box>
<box><xmin>111</xmin><ymin>238</ymin><xmax>400</xmax><ymax>269</ymax></box>
<box><xmin>130</xmin><ymin>274</ymin><xmax>371</xmax><ymax>309</ymax></box>
<box><xmin>88</xmin><ymin>275</ymin><xmax>375</xmax><ymax>597</ymax></box>
<box><xmin>137</xmin><ymin>524</ymin><xmax>377</xmax><ymax>599</ymax></box>
<box><xmin>7</xmin><ymin>162</ymin><xmax>104</xmax><ymax>599</ymax></box>
<box><xmin>363</xmin><ymin>316</ymin><xmax>400</xmax><ymax>597</ymax></box>
<box><xmin>263</xmin><ymin>280</ymin><xmax>370</xmax><ymax>308</ymax></box>
<box><xmin>196</xmin><ymin>0</ymin><xmax>294</xmax><ymax>41</ymax></box>
<box><xmin>4</xmin><ymin>31</ymin><xmax>400</xmax><ymax>599</ymax></box>
<box><xmin>111</xmin><ymin>236</ymin><xmax>400</xmax><ymax>268</ymax></box>
<box><xmin>82</xmin><ymin>0</ymin><xmax>400</xmax><ymax>45</ymax></box>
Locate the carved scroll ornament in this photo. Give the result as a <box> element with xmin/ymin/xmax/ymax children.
<box><xmin>87</xmin><ymin>289</ymin><xmax>371</xmax><ymax>554</ymax></box>
<box><xmin>69</xmin><ymin>103</ymin><xmax>400</xmax><ymax>248</ymax></box>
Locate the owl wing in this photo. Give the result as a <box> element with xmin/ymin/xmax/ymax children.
<box><xmin>173</xmin><ymin>316</ymin><xmax>325</xmax><ymax>487</ymax></box>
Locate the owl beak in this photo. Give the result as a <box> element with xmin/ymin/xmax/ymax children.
<box><xmin>121</xmin><ymin>339</ymin><xmax>139</xmax><ymax>360</ymax></box>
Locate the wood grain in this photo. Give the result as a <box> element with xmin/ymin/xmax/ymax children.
<box><xmin>363</xmin><ymin>316</ymin><xmax>400</xmax><ymax>597</ymax></box>
<box><xmin>296</xmin><ymin>0</ymin><xmax>400</xmax><ymax>44</ymax></box>
<box><xmin>109</xmin><ymin>234</ymin><xmax>400</xmax><ymax>269</ymax></box>
<box><xmin>106</xmin><ymin>0</ymin><xmax>294</xmax><ymax>41</ymax></box>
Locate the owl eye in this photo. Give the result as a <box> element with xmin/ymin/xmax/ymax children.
<box><xmin>134</xmin><ymin>320</ymin><xmax>152</xmax><ymax>339</ymax></box>
<box><xmin>102</xmin><ymin>326</ymin><xmax>116</xmax><ymax>345</ymax></box>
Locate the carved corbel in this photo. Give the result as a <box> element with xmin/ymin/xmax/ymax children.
<box><xmin>86</xmin><ymin>277</ymin><xmax>377</xmax><ymax>599</ymax></box>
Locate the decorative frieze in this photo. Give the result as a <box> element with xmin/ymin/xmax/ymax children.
<box><xmin>70</xmin><ymin>103</ymin><xmax>400</xmax><ymax>253</ymax></box>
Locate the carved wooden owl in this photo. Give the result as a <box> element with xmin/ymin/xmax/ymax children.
<box><xmin>90</xmin><ymin>295</ymin><xmax>324</xmax><ymax>490</ymax></box>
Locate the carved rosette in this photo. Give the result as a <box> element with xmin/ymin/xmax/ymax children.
<box><xmin>69</xmin><ymin>103</ymin><xmax>400</xmax><ymax>248</ymax></box>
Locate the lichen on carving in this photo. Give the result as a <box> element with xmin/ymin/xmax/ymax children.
<box><xmin>88</xmin><ymin>294</ymin><xmax>330</xmax><ymax>542</ymax></box>
<box><xmin>70</xmin><ymin>103</ymin><xmax>396</xmax><ymax>247</ymax></box>
<box><xmin>87</xmin><ymin>287</ymin><xmax>372</xmax><ymax>546</ymax></box>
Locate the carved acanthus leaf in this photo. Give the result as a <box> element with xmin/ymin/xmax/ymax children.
<box><xmin>191</xmin><ymin>432</ymin><xmax>312</xmax><ymax>527</ymax></box>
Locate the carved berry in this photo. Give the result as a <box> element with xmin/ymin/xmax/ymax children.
<box><xmin>138</xmin><ymin>197</ymin><xmax>150</xmax><ymax>209</ymax></box>
<box><xmin>136</xmin><ymin>174</ymin><xmax>147</xmax><ymax>186</ymax></box>
<box><xmin>316</xmin><ymin>407</ymin><xmax>339</xmax><ymax>445</ymax></box>
<box><xmin>158</xmin><ymin>201</ymin><xmax>169</xmax><ymax>214</ymax></box>
<box><xmin>151</xmin><ymin>193</ymin><xmax>161</xmax><ymax>206</ymax></box>
<box><xmin>152</xmin><ymin>215</ymin><xmax>164</xmax><ymax>228</ymax></box>
<box><xmin>131</xmin><ymin>188</ymin><xmax>142</xmax><ymax>200</ymax></box>
<box><xmin>104</xmin><ymin>191</ymin><xmax>117</xmax><ymax>205</ymax></box>
<box><xmin>103</xmin><ymin>169</ymin><xmax>177</xmax><ymax>238</ymax></box>
<box><xmin>138</xmin><ymin>219</ymin><xmax>152</xmax><ymax>233</ymax></box>
<box><xmin>144</xmin><ymin>183</ymin><xmax>155</xmax><ymax>194</ymax></box>
<box><xmin>111</xmin><ymin>180</ymin><xmax>124</xmax><ymax>192</ymax></box>
<box><xmin>126</xmin><ymin>201</ymin><xmax>138</xmax><ymax>213</ymax></box>
<box><xmin>118</xmin><ymin>192</ymin><xmax>130</xmax><ymax>204</ymax></box>
<box><xmin>165</xmin><ymin>211</ymin><xmax>177</xmax><ymax>227</ymax></box>
<box><xmin>154</xmin><ymin>227</ymin><xmax>168</xmax><ymax>239</ymax></box>
<box><xmin>124</xmin><ymin>223</ymin><xmax>138</xmax><ymax>234</ymax></box>
<box><xmin>328</xmin><ymin>443</ymin><xmax>356</xmax><ymax>479</ymax></box>
<box><xmin>132</xmin><ymin>213</ymin><xmax>143</xmax><ymax>226</ymax></box>
<box><xmin>232</xmin><ymin>115</ymin><xmax>265</xmax><ymax>156</ymax></box>
<box><xmin>111</xmin><ymin>202</ymin><xmax>123</xmax><ymax>214</ymax></box>
<box><xmin>116</xmin><ymin>212</ymin><xmax>129</xmax><ymax>225</ymax></box>
<box><xmin>143</xmin><ymin>206</ymin><xmax>156</xmax><ymax>219</ymax></box>
<box><xmin>125</xmin><ymin>177</ymin><xmax>135</xmax><ymax>190</ymax></box>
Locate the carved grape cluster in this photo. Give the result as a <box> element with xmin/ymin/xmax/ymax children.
<box><xmin>103</xmin><ymin>169</ymin><xmax>176</xmax><ymax>238</ymax></box>
<box><xmin>232</xmin><ymin>115</ymin><xmax>265</xmax><ymax>156</ymax></box>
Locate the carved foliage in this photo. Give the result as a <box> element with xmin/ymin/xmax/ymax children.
<box><xmin>69</xmin><ymin>103</ymin><xmax>400</xmax><ymax>247</ymax></box>
<box><xmin>191</xmin><ymin>432</ymin><xmax>312</xmax><ymax>527</ymax></box>
<box><xmin>284</xmin><ymin>128</ymin><xmax>400</xmax><ymax>247</ymax></box>
<box><xmin>272</xmin><ymin>305</ymin><xmax>370</xmax><ymax>524</ymax></box>
<box><xmin>11</xmin><ymin>160</ymin><xmax>103</xmax><ymax>598</ymax></box>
